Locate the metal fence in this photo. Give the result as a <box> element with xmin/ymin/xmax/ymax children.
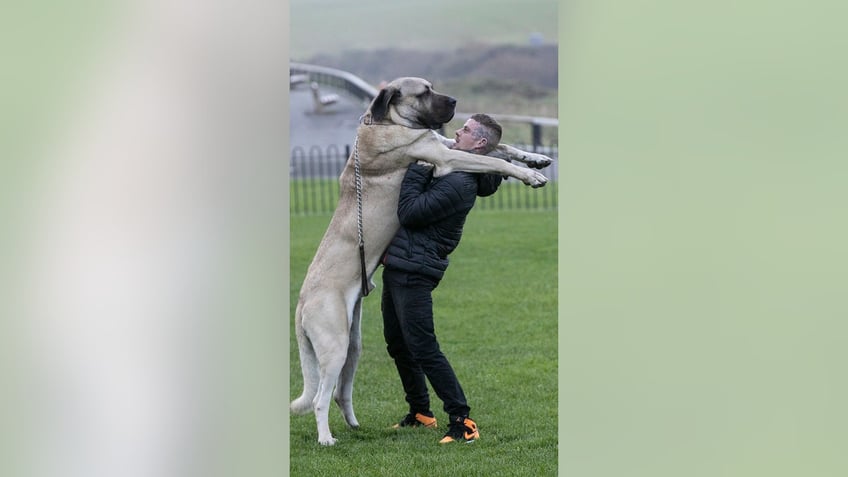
<box><xmin>290</xmin><ymin>62</ymin><xmax>378</xmax><ymax>107</ymax></box>
<box><xmin>291</xmin><ymin>144</ymin><xmax>558</xmax><ymax>215</ymax></box>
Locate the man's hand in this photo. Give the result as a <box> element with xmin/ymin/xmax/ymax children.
<box><xmin>415</xmin><ymin>160</ymin><xmax>450</xmax><ymax>177</ymax></box>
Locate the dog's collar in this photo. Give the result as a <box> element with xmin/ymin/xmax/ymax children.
<box><xmin>358</xmin><ymin>113</ymin><xmax>436</xmax><ymax>129</ymax></box>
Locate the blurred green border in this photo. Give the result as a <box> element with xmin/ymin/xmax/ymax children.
<box><xmin>559</xmin><ymin>1</ymin><xmax>847</xmax><ymax>476</ymax></box>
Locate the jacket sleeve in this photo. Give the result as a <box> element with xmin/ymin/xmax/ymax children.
<box><xmin>476</xmin><ymin>173</ymin><xmax>503</xmax><ymax>197</ymax></box>
<box><xmin>396</xmin><ymin>165</ymin><xmax>476</xmax><ymax>228</ymax></box>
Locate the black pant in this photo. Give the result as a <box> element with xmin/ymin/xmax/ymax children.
<box><xmin>381</xmin><ymin>267</ymin><xmax>470</xmax><ymax>419</ymax></box>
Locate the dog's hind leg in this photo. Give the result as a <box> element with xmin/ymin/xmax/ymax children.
<box><xmin>334</xmin><ymin>297</ymin><xmax>362</xmax><ymax>429</ymax></box>
<box><xmin>290</xmin><ymin>332</ymin><xmax>319</xmax><ymax>414</ymax></box>
<box><xmin>313</xmin><ymin>340</ymin><xmax>348</xmax><ymax>446</ymax></box>
<box><xmin>291</xmin><ymin>302</ymin><xmax>320</xmax><ymax>415</ymax></box>
<box><xmin>304</xmin><ymin>295</ymin><xmax>350</xmax><ymax>446</ymax></box>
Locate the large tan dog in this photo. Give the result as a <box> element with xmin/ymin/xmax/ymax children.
<box><xmin>291</xmin><ymin>77</ymin><xmax>553</xmax><ymax>445</ymax></box>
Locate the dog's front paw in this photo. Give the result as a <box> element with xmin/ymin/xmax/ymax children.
<box><xmin>524</xmin><ymin>153</ymin><xmax>553</xmax><ymax>169</ymax></box>
<box><xmin>318</xmin><ymin>435</ymin><xmax>337</xmax><ymax>446</ymax></box>
<box><xmin>523</xmin><ymin>169</ymin><xmax>548</xmax><ymax>188</ymax></box>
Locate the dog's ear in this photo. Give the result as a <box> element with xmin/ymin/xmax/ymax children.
<box><xmin>369</xmin><ymin>87</ymin><xmax>397</xmax><ymax>122</ymax></box>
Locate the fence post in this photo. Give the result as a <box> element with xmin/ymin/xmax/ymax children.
<box><xmin>532</xmin><ymin>123</ymin><xmax>542</xmax><ymax>152</ymax></box>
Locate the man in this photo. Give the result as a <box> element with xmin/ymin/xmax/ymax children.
<box><xmin>380</xmin><ymin>113</ymin><xmax>504</xmax><ymax>444</ymax></box>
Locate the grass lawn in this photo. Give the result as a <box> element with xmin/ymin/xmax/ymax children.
<box><xmin>290</xmin><ymin>209</ymin><xmax>558</xmax><ymax>476</ymax></box>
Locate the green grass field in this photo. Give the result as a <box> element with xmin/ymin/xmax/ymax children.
<box><xmin>290</xmin><ymin>210</ymin><xmax>557</xmax><ymax>476</ymax></box>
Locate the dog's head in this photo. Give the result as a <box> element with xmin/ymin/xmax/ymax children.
<box><xmin>366</xmin><ymin>77</ymin><xmax>456</xmax><ymax>129</ymax></box>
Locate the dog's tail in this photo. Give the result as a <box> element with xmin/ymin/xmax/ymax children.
<box><xmin>290</xmin><ymin>308</ymin><xmax>319</xmax><ymax>415</ymax></box>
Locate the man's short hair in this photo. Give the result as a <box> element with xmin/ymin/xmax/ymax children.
<box><xmin>469</xmin><ymin>113</ymin><xmax>502</xmax><ymax>154</ymax></box>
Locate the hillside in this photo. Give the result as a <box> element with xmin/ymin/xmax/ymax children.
<box><xmin>306</xmin><ymin>43</ymin><xmax>557</xmax><ymax>90</ymax></box>
<box><xmin>303</xmin><ymin>43</ymin><xmax>559</xmax><ymax>143</ymax></box>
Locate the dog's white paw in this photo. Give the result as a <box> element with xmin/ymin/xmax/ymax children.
<box><xmin>318</xmin><ymin>435</ymin><xmax>337</xmax><ymax>446</ymax></box>
<box><xmin>523</xmin><ymin>169</ymin><xmax>548</xmax><ymax>188</ymax></box>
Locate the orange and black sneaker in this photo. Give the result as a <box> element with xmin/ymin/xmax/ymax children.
<box><xmin>438</xmin><ymin>416</ymin><xmax>479</xmax><ymax>444</ymax></box>
<box><xmin>392</xmin><ymin>412</ymin><xmax>438</xmax><ymax>429</ymax></box>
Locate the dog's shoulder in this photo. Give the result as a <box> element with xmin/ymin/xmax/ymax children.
<box><xmin>357</xmin><ymin>125</ymin><xmax>435</xmax><ymax>152</ymax></box>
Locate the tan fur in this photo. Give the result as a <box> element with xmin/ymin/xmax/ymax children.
<box><xmin>291</xmin><ymin>77</ymin><xmax>551</xmax><ymax>445</ymax></box>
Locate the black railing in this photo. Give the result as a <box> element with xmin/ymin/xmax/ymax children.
<box><xmin>290</xmin><ymin>144</ymin><xmax>558</xmax><ymax>215</ymax></box>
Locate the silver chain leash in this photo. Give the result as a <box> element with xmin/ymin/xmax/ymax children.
<box><xmin>353</xmin><ymin>135</ymin><xmax>370</xmax><ymax>297</ymax></box>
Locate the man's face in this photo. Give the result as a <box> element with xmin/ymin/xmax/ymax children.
<box><xmin>452</xmin><ymin>119</ymin><xmax>486</xmax><ymax>153</ymax></box>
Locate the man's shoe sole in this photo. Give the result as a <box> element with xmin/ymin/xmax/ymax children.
<box><xmin>438</xmin><ymin>430</ymin><xmax>479</xmax><ymax>444</ymax></box>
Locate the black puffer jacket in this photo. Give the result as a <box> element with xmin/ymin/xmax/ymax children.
<box><xmin>382</xmin><ymin>163</ymin><xmax>502</xmax><ymax>280</ymax></box>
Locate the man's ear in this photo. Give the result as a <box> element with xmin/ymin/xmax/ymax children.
<box><xmin>369</xmin><ymin>87</ymin><xmax>397</xmax><ymax>122</ymax></box>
